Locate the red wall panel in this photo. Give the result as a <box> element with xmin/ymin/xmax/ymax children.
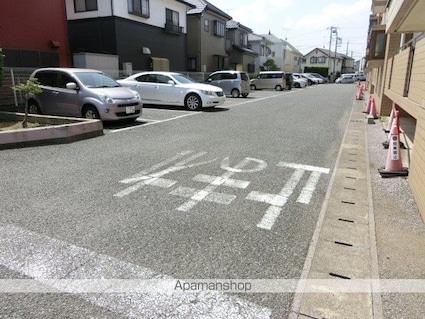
<box><xmin>0</xmin><ymin>0</ymin><xmax>70</xmax><ymax>66</ymax></box>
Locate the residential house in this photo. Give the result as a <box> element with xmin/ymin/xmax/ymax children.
<box><xmin>261</xmin><ymin>33</ymin><xmax>287</xmax><ymax>71</ymax></box>
<box><xmin>0</xmin><ymin>0</ymin><xmax>70</xmax><ymax>67</ymax></box>
<box><xmin>186</xmin><ymin>0</ymin><xmax>232</xmax><ymax>72</ymax></box>
<box><xmin>283</xmin><ymin>41</ymin><xmax>303</xmax><ymax>73</ymax></box>
<box><xmin>248</xmin><ymin>33</ymin><xmax>273</xmax><ymax>73</ymax></box>
<box><xmin>65</xmin><ymin>0</ymin><xmax>194</xmax><ymax>73</ymax></box>
<box><xmin>225</xmin><ymin>20</ymin><xmax>257</xmax><ymax>73</ymax></box>
<box><xmin>303</xmin><ymin>48</ymin><xmax>354</xmax><ymax>79</ymax></box>
<box><xmin>365</xmin><ymin>0</ymin><xmax>425</xmax><ymax>220</ymax></box>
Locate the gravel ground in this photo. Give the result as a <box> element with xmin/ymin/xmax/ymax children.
<box><xmin>366</xmin><ymin>109</ymin><xmax>425</xmax><ymax>318</ymax></box>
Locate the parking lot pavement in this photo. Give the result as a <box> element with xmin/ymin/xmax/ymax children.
<box><xmin>103</xmin><ymin>89</ymin><xmax>300</xmax><ymax>133</ymax></box>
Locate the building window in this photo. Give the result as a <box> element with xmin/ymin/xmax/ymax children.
<box><xmin>204</xmin><ymin>19</ymin><xmax>209</xmax><ymax>32</ymax></box>
<box><xmin>310</xmin><ymin>57</ymin><xmax>317</xmax><ymax>64</ymax></box>
<box><xmin>165</xmin><ymin>9</ymin><xmax>182</xmax><ymax>34</ymax></box>
<box><xmin>128</xmin><ymin>0</ymin><xmax>150</xmax><ymax>18</ymax></box>
<box><xmin>74</xmin><ymin>0</ymin><xmax>97</xmax><ymax>12</ymax></box>
<box><xmin>214</xmin><ymin>20</ymin><xmax>225</xmax><ymax>37</ymax></box>
<box><xmin>369</xmin><ymin>30</ymin><xmax>386</xmax><ymax>59</ymax></box>
<box><xmin>318</xmin><ymin>56</ymin><xmax>326</xmax><ymax>63</ymax></box>
<box><xmin>240</xmin><ymin>33</ymin><xmax>248</xmax><ymax>46</ymax></box>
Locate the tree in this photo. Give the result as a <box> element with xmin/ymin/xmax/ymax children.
<box><xmin>263</xmin><ymin>59</ymin><xmax>279</xmax><ymax>71</ymax></box>
<box><xmin>12</xmin><ymin>78</ymin><xmax>42</xmax><ymax>128</ymax></box>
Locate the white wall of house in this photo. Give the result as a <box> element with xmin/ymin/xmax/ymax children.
<box><xmin>65</xmin><ymin>0</ymin><xmax>188</xmax><ymax>34</ymax></box>
<box><xmin>268</xmin><ymin>41</ymin><xmax>286</xmax><ymax>70</ymax></box>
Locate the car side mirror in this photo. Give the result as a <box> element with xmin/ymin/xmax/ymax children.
<box><xmin>66</xmin><ymin>82</ymin><xmax>78</xmax><ymax>90</ymax></box>
<box><xmin>168</xmin><ymin>80</ymin><xmax>175</xmax><ymax>86</ymax></box>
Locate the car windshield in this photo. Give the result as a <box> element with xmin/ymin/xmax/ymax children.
<box><xmin>75</xmin><ymin>72</ymin><xmax>120</xmax><ymax>88</ymax></box>
<box><xmin>171</xmin><ymin>74</ymin><xmax>198</xmax><ymax>84</ymax></box>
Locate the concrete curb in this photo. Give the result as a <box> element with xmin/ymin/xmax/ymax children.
<box><xmin>0</xmin><ymin>112</ymin><xmax>104</xmax><ymax>150</ymax></box>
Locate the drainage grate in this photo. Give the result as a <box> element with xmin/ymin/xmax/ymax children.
<box><xmin>338</xmin><ymin>218</ymin><xmax>355</xmax><ymax>223</ymax></box>
<box><xmin>335</xmin><ymin>241</ymin><xmax>353</xmax><ymax>247</ymax></box>
<box><xmin>329</xmin><ymin>272</ymin><xmax>351</xmax><ymax>280</ymax></box>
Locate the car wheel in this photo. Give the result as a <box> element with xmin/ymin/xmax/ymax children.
<box><xmin>83</xmin><ymin>106</ymin><xmax>100</xmax><ymax>119</ymax></box>
<box><xmin>295</xmin><ymin>83</ymin><xmax>300</xmax><ymax>88</ymax></box>
<box><xmin>275</xmin><ymin>85</ymin><xmax>282</xmax><ymax>91</ymax></box>
<box><xmin>185</xmin><ymin>93</ymin><xmax>202</xmax><ymax>111</ymax></box>
<box><xmin>250</xmin><ymin>84</ymin><xmax>256</xmax><ymax>90</ymax></box>
<box><xmin>28</xmin><ymin>100</ymin><xmax>41</xmax><ymax>114</ymax></box>
<box><xmin>231</xmin><ymin>89</ymin><xmax>240</xmax><ymax>98</ymax></box>
<box><xmin>241</xmin><ymin>93</ymin><xmax>249</xmax><ymax>98</ymax></box>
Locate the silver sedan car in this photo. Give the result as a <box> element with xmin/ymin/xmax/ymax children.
<box><xmin>118</xmin><ymin>72</ymin><xmax>225</xmax><ymax>110</ymax></box>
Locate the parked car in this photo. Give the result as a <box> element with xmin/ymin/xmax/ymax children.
<box><xmin>206</xmin><ymin>70</ymin><xmax>250</xmax><ymax>98</ymax></box>
<box><xmin>292</xmin><ymin>73</ymin><xmax>308</xmax><ymax>88</ymax></box>
<box><xmin>250</xmin><ymin>71</ymin><xmax>288</xmax><ymax>91</ymax></box>
<box><xmin>28</xmin><ymin>68</ymin><xmax>142</xmax><ymax>121</ymax></box>
<box><xmin>307</xmin><ymin>73</ymin><xmax>328</xmax><ymax>83</ymax></box>
<box><xmin>300</xmin><ymin>73</ymin><xmax>320</xmax><ymax>85</ymax></box>
<box><xmin>336</xmin><ymin>73</ymin><xmax>356</xmax><ymax>84</ymax></box>
<box><xmin>355</xmin><ymin>72</ymin><xmax>366</xmax><ymax>81</ymax></box>
<box><xmin>118</xmin><ymin>72</ymin><xmax>225</xmax><ymax>111</ymax></box>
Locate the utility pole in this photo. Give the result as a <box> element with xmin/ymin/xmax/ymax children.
<box><xmin>328</xmin><ymin>26</ymin><xmax>338</xmax><ymax>82</ymax></box>
<box><xmin>333</xmin><ymin>29</ymin><xmax>338</xmax><ymax>81</ymax></box>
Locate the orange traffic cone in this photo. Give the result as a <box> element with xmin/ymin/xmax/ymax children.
<box><xmin>384</xmin><ymin>103</ymin><xmax>397</xmax><ymax>133</ymax></box>
<box><xmin>356</xmin><ymin>84</ymin><xmax>364</xmax><ymax>100</ymax></box>
<box><xmin>369</xmin><ymin>97</ymin><xmax>378</xmax><ymax>119</ymax></box>
<box><xmin>363</xmin><ymin>96</ymin><xmax>373</xmax><ymax>114</ymax></box>
<box><xmin>382</xmin><ymin>108</ymin><xmax>406</xmax><ymax>149</ymax></box>
<box><xmin>379</xmin><ymin>114</ymin><xmax>408</xmax><ymax>177</ymax></box>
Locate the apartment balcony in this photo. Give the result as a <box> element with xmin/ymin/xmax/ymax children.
<box><xmin>386</xmin><ymin>0</ymin><xmax>425</xmax><ymax>33</ymax></box>
<box><xmin>384</xmin><ymin>35</ymin><xmax>425</xmax><ymax>118</ymax></box>
<box><xmin>372</xmin><ymin>0</ymin><xmax>388</xmax><ymax>14</ymax></box>
<box><xmin>164</xmin><ymin>23</ymin><xmax>184</xmax><ymax>35</ymax></box>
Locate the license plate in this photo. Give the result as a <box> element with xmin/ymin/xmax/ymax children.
<box><xmin>126</xmin><ymin>106</ymin><xmax>136</xmax><ymax>114</ymax></box>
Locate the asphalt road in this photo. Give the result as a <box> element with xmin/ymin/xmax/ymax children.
<box><xmin>0</xmin><ymin>83</ymin><xmax>357</xmax><ymax>318</ymax></box>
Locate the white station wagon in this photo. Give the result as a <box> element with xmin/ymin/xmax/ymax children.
<box><xmin>118</xmin><ymin>72</ymin><xmax>225</xmax><ymax>111</ymax></box>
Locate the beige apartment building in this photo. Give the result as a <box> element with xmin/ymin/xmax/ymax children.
<box><xmin>365</xmin><ymin>0</ymin><xmax>425</xmax><ymax>220</ymax></box>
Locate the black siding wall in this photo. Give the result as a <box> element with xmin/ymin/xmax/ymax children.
<box><xmin>68</xmin><ymin>17</ymin><xmax>187</xmax><ymax>72</ymax></box>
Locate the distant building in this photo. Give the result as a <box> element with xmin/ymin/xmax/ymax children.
<box><xmin>303</xmin><ymin>48</ymin><xmax>355</xmax><ymax>79</ymax></box>
<box><xmin>260</xmin><ymin>33</ymin><xmax>287</xmax><ymax>71</ymax></box>
<box><xmin>283</xmin><ymin>41</ymin><xmax>303</xmax><ymax>73</ymax></box>
<box><xmin>248</xmin><ymin>34</ymin><xmax>273</xmax><ymax>73</ymax></box>
<box><xmin>186</xmin><ymin>0</ymin><xmax>232</xmax><ymax>72</ymax></box>
<box><xmin>225</xmin><ymin>20</ymin><xmax>257</xmax><ymax>73</ymax></box>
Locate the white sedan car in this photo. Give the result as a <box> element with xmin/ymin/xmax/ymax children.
<box><xmin>118</xmin><ymin>72</ymin><xmax>225</xmax><ymax>110</ymax></box>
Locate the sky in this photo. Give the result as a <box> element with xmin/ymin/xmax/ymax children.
<box><xmin>207</xmin><ymin>0</ymin><xmax>372</xmax><ymax>61</ymax></box>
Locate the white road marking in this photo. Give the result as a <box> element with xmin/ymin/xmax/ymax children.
<box><xmin>175</xmin><ymin>157</ymin><xmax>266</xmax><ymax>212</ymax></box>
<box><xmin>193</xmin><ymin>174</ymin><xmax>250</xmax><ymax>189</ymax></box>
<box><xmin>250</xmin><ymin>169</ymin><xmax>305</xmax><ymax>230</ymax></box>
<box><xmin>0</xmin><ymin>225</ymin><xmax>271</xmax><ymax>318</ymax></box>
<box><xmin>114</xmin><ymin>151</ymin><xmax>217</xmax><ymax>198</ymax></box>
<box><xmin>110</xmin><ymin>112</ymin><xmax>199</xmax><ymax>133</ymax></box>
<box><xmin>278</xmin><ymin>162</ymin><xmax>330</xmax><ymax>205</ymax></box>
<box><xmin>170</xmin><ymin>186</ymin><xmax>236</xmax><ymax>206</ymax></box>
<box><xmin>247</xmin><ymin>162</ymin><xmax>330</xmax><ymax>230</ymax></box>
<box><xmin>297</xmin><ymin>171</ymin><xmax>322</xmax><ymax>204</ymax></box>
